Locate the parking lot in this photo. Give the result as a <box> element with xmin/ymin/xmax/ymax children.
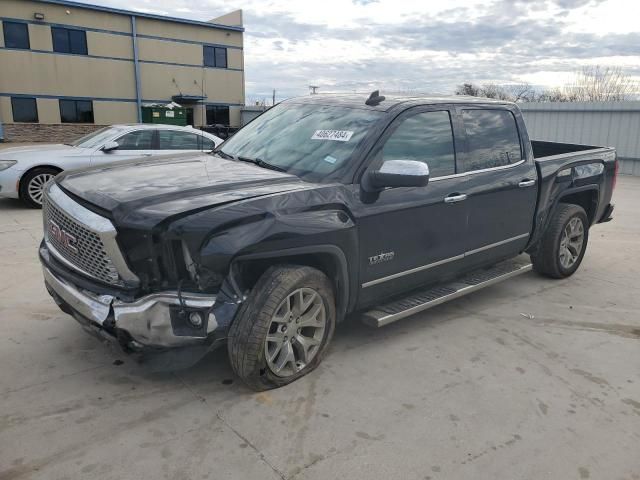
<box><xmin>0</xmin><ymin>171</ymin><xmax>638</xmax><ymax>479</ymax></box>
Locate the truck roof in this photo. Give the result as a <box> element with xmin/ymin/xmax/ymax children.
<box><xmin>284</xmin><ymin>93</ymin><xmax>515</xmax><ymax>112</ymax></box>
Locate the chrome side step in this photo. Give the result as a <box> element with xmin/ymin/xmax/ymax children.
<box><xmin>362</xmin><ymin>258</ymin><xmax>533</xmax><ymax>327</ymax></box>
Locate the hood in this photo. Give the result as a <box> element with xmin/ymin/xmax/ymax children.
<box><xmin>0</xmin><ymin>144</ymin><xmax>91</xmax><ymax>160</ymax></box>
<box><xmin>56</xmin><ymin>153</ymin><xmax>313</xmax><ymax>227</ymax></box>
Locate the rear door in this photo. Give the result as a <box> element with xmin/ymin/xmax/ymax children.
<box><xmin>157</xmin><ymin>129</ymin><xmax>209</xmax><ymax>154</ymax></box>
<box><xmin>457</xmin><ymin>107</ymin><xmax>537</xmax><ymax>267</ymax></box>
<box><xmin>354</xmin><ymin>106</ymin><xmax>470</xmax><ymax>306</ymax></box>
<box><xmin>91</xmin><ymin>129</ymin><xmax>155</xmax><ymax>165</ymax></box>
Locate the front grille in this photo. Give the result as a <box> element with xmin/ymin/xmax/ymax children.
<box><xmin>43</xmin><ymin>195</ymin><xmax>122</xmax><ymax>285</ymax></box>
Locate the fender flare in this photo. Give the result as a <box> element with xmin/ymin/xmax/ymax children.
<box><xmin>554</xmin><ymin>184</ymin><xmax>600</xmax><ymax>222</ymax></box>
<box><xmin>528</xmin><ymin>184</ymin><xmax>600</xmax><ymax>254</ymax></box>
<box><xmin>230</xmin><ymin>245</ymin><xmax>351</xmax><ymax>321</ymax></box>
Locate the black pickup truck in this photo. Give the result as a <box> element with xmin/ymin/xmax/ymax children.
<box><xmin>39</xmin><ymin>93</ymin><xmax>617</xmax><ymax>390</ymax></box>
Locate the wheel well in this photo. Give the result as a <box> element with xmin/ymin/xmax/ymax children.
<box><xmin>19</xmin><ymin>165</ymin><xmax>63</xmax><ymax>190</ymax></box>
<box><xmin>559</xmin><ymin>189</ymin><xmax>598</xmax><ymax>224</ymax></box>
<box><xmin>234</xmin><ymin>252</ymin><xmax>348</xmax><ymax>321</ymax></box>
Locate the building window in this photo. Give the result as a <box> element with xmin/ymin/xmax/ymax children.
<box><xmin>203</xmin><ymin>46</ymin><xmax>227</xmax><ymax>68</ymax></box>
<box><xmin>59</xmin><ymin>99</ymin><xmax>94</xmax><ymax>123</ymax></box>
<box><xmin>11</xmin><ymin>97</ymin><xmax>38</xmax><ymax>123</ymax></box>
<box><xmin>206</xmin><ymin>105</ymin><xmax>230</xmax><ymax>126</ymax></box>
<box><xmin>3</xmin><ymin>21</ymin><xmax>30</xmax><ymax>49</ymax></box>
<box><xmin>51</xmin><ymin>27</ymin><xmax>88</xmax><ymax>55</ymax></box>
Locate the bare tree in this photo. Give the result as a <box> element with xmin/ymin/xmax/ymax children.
<box><xmin>479</xmin><ymin>83</ymin><xmax>509</xmax><ymax>100</ymax></box>
<box><xmin>535</xmin><ymin>87</ymin><xmax>578</xmax><ymax>103</ymax></box>
<box><xmin>455</xmin><ymin>67</ymin><xmax>639</xmax><ymax>103</ymax></box>
<box><xmin>455</xmin><ymin>82</ymin><xmax>534</xmax><ymax>102</ymax></box>
<box><xmin>503</xmin><ymin>83</ymin><xmax>536</xmax><ymax>102</ymax></box>
<box><xmin>566</xmin><ymin>66</ymin><xmax>638</xmax><ymax>101</ymax></box>
<box><xmin>455</xmin><ymin>83</ymin><xmax>482</xmax><ymax>97</ymax></box>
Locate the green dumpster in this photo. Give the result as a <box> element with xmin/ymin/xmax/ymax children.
<box><xmin>142</xmin><ymin>106</ymin><xmax>187</xmax><ymax>126</ymax></box>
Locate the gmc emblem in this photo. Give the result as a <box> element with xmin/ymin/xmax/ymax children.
<box><xmin>48</xmin><ymin>220</ymin><xmax>78</xmax><ymax>254</ymax></box>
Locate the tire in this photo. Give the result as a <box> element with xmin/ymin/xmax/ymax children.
<box><xmin>228</xmin><ymin>265</ymin><xmax>336</xmax><ymax>390</ymax></box>
<box><xmin>19</xmin><ymin>167</ymin><xmax>60</xmax><ymax>208</ymax></box>
<box><xmin>531</xmin><ymin>204</ymin><xmax>589</xmax><ymax>279</ymax></box>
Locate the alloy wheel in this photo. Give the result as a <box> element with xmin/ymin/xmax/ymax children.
<box><xmin>28</xmin><ymin>173</ymin><xmax>55</xmax><ymax>205</ymax></box>
<box><xmin>265</xmin><ymin>287</ymin><xmax>327</xmax><ymax>378</ymax></box>
<box><xmin>559</xmin><ymin>217</ymin><xmax>584</xmax><ymax>269</ymax></box>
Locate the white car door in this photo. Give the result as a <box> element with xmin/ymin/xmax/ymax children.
<box><xmin>91</xmin><ymin>129</ymin><xmax>156</xmax><ymax>165</ymax></box>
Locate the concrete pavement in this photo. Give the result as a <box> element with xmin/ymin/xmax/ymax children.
<box><xmin>0</xmin><ymin>178</ymin><xmax>638</xmax><ymax>480</ymax></box>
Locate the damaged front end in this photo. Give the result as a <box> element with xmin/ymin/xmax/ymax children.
<box><xmin>39</xmin><ymin>183</ymin><xmax>242</xmax><ymax>369</ymax></box>
<box><xmin>41</xmin><ymin>245</ymin><xmax>241</xmax><ymax>368</ymax></box>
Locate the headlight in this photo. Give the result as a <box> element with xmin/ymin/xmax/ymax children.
<box><xmin>0</xmin><ymin>160</ymin><xmax>17</xmax><ymax>171</ymax></box>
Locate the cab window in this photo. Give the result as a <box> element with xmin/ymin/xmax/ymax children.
<box><xmin>382</xmin><ymin>110</ymin><xmax>456</xmax><ymax>178</ymax></box>
<box><xmin>461</xmin><ymin>109</ymin><xmax>522</xmax><ymax>172</ymax></box>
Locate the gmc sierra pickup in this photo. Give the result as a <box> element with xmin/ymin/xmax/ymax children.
<box><xmin>39</xmin><ymin>92</ymin><xmax>617</xmax><ymax>390</ymax></box>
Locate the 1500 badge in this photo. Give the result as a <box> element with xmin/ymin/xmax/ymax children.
<box><xmin>369</xmin><ymin>251</ymin><xmax>395</xmax><ymax>265</ymax></box>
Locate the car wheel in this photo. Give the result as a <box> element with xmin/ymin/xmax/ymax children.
<box><xmin>531</xmin><ymin>204</ymin><xmax>589</xmax><ymax>279</ymax></box>
<box><xmin>19</xmin><ymin>167</ymin><xmax>60</xmax><ymax>208</ymax></box>
<box><xmin>228</xmin><ymin>265</ymin><xmax>336</xmax><ymax>390</ymax></box>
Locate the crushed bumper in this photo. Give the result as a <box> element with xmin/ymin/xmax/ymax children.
<box><xmin>41</xmin><ymin>254</ymin><xmax>237</xmax><ymax>367</ymax></box>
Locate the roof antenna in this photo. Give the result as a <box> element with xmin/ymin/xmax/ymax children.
<box><xmin>365</xmin><ymin>90</ymin><xmax>385</xmax><ymax>106</ymax></box>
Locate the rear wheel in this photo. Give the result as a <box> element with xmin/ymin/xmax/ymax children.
<box><xmin>531</xmin><ymin>204</ymin><xmax>589</xmax><ymax>278</ymax></box>
<box><xmin>228</xmin><ymin>265</ymin><xmax>336</xmax><ymax>390</ymax></box>
<box><xmin>19</xmin><ymin>167</ymin><xmax>60</xmax><ymax>208</ymax></box>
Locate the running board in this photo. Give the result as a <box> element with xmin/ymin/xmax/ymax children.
<box><xmin>362</xmin><ymin>258</ymin><xmax>533</xmax><ymax>327</ymax></box>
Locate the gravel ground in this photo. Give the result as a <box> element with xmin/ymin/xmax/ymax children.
<box><xmin>0</xmin><ymin>176</ymin><xmax>638</xmax><ymax>480</ymax></box>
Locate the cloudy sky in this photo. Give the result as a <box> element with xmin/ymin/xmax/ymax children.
<box><xmin>83</xmin><ymin>0</ymin><xmax>640</xmax><ymax>102</ymax></box>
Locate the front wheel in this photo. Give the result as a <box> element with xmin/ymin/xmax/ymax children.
<box><xmin>531</xmin><ymin>204</ymin><xmax>589</xmax><ymax>279</ymax></box>
<box><xmin>19</xmin><ymin>167</ymin><xmax>60</xmax><ymax>208</ymax></box>
<box><xmin>228</xmin><ymin>265</ymin><xmax>336</xmax><ymax>390</ymax></box>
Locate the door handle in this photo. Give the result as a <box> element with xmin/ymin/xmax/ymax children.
<box><xmin>519</xmin><ymin>179</ymin><xmax>536</xmax><ymax>188</ymax></box>
<box><xmin>444</xmin><ymin>193</ymin><xmax>467</xmax><ymax>203</ymax></box>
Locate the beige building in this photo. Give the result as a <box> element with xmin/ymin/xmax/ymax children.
<box><xmin>0</xmin><ymin>0</ymin><xmax>244</xmax><ymax>142</ymax></box>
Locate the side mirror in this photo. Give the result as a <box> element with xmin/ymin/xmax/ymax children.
<box><xmin>102</xmin><ymin>141</ymin><xmax>119</xmax><ymax>153</ymax></box>
<box><xmin>364</xmin><ymin>160</ymin><xmax>430</xmax><ymax>192</ymax></box>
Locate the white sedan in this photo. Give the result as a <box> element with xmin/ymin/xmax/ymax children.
<box><xmin>0</xmin><ymin>124</ymin><xmax>222</xmax><ymax>208</ymax></box>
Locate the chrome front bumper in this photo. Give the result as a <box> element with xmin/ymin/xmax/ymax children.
<box><xmin>43</xmin><ymin>265</ymin><xmax>219</xmax><ymax>349</ymax></box>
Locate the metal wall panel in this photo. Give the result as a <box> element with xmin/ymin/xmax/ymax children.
<box><xmin>520</xmin><ymin>102</ymin><xmax>640</xmax><ymax>175</ymax></box>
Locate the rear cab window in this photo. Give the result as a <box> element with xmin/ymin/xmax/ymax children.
<box><xmin>461</xmin><ymin>109</ymin><xmax>522</xmax><ymax>172</ymax></box>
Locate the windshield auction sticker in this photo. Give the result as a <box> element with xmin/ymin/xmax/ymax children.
<box><xmin>311</xmin><ymin>130</ymin><xmax>354</xmax><ymax>142</ymax></box>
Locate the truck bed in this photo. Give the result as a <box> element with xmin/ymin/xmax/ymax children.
<box><xmin>529</xmin><ymin>139</ymin><xmax>616</xmax><ymax>251</ymax></box>
<box><xmin>531</xmin><ymin>140</ymin><xmax>612</xmax><ymax>159</ymax></box>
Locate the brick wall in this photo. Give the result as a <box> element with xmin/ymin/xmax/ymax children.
<box><xmin>1</xmin><ymin>124</ymin><xmax>108</xmax><ymax>144</ymax></box>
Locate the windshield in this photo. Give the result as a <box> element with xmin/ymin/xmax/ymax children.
<box><xmin>219</xmin><ymin>103</ymin><xmax>383</xmax><ymax>181</ymax></box>
<box><xmin>70</xmin><ymin>126</ymin><xmax>128</xmax><ymax>148</ymax></box>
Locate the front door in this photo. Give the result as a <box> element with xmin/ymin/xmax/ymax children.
<box><xmin>92</xmin><ymin>129</ymin><xmax>155</xmax><ymax>165</ymax></box>
<box><xmin>354</xmin><ymin>107</ymin><xmax>470</xmax><ymax>307</ymax></box>
<box><xmin>456</xmin><ymin>107</ymin><xmax>537</xmax><ymax>267</ymax></box>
